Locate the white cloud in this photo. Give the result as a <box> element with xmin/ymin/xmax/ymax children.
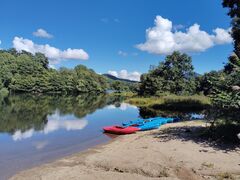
<box><xmin>13</xmin><ymin>37</ymin><xmax>89</xmax><ymax>65</ymax></box>
<box><xmin>108</xmin><ymin>70</ymin><xmax>118</xmax><ymax>77</ymax></box>
<box><xmin>136</xmin><ymin>16</ymin><xmax>232</xmax><ymax>55</ymax></box>
<box><xmin>118</xmin><ymin>50</ymin><xmax>128</xmax><ymax>56</ymax></box>
<box><xmin>108</xmin><ymin>69</ymin><xmax>141</xmax><ymax>81</ymax></box>
<box><xmin>33</xmin><ymin>28</ymin><xmax>53</xmax><ymax>38</ymax></box>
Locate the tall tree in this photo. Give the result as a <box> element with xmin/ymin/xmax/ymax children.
<box><xmin>211</xmin><ymin>0</ymin><xmax>240</xmax><ymax>111</ymax></box>
<box><xmin>222</xmin><ymin>0</ymin><xmax>240</xmax><ymax>73</ymax></box>
<box><xmin>139</xmin><ymin>51</ymin><xmax>196</xmax><ymax>96</ymax></box>
<box><xmin>223</xmin><ymin>0</ymin><xmax>240</xmax><ymax>55</ymax></box>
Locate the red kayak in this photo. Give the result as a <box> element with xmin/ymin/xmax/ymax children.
<box><xmin>103</xmin><ymin>126</ymin><xmax>140</xmax><ymax>135</ymax></box>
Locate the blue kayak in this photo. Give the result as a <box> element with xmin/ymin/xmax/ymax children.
<box><xmin>137</xmin><ymin>120</ymin><xmax>161</xmax><ymax>131</ymax></box>
<box><xmin>123</xmin><ymin>117</ymin><xmax>169</xmax><ymax>127</ymax></box>
<box><xmin>123</xmin><ymin>117</ymin><xmax>174</xmax><ymax>127</ymax></box>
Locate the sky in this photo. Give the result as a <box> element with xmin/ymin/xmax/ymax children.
<box><xmin>0</xmin><ymin>0</ymin><xmax>233</xmax><ymax>81</ymax></box>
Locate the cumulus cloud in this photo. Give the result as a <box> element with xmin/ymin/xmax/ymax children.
<box><xmin>108</xmin><ymin>70</ymin><xmax>118</xmax><ymax>77</ymax></box>
<box><xmin>13</xmin><ymin>37</ymin><xmax>89</xmax><ymax>65</ymax></box>
<box><xmin>33</xmin><ymin>28</ymin><xmax>53</xmax><ymax>38</ymax></box>
<box><xmin>108</xmin><ymin>69</ymin><xmax>141</xmax><ymax>81</ymax></box>
<box><xmin>136</xmin><ymin>16</ymin><xmax>232</xmax><ymax>55</ymax></box>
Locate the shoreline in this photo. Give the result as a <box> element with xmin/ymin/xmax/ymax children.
<box><xmin>10</xmin><ymin>121</ymin><xmax>240</xmax><ymax>180</ymax></box>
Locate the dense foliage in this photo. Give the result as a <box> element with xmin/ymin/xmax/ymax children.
<box><xmin>209</xmin><ymin>0</ymin><xmax>240</xmax><ymax>111</ymax></box>
<box><xmin>109</xmin><ymin>80</ymin><xmax>139</xmax><ymax>93</ymax></box>
<box><xmin>196</xmin><ymin>71</ymin><xmax>225</xmax><ymax>96</ymax></box>
<box><xmin>139</xmin><ymin>51</ymin><xmax>196</xmax><ymax>96</ymax></box>
<box><xmin>0</xmin><ymin>49</ymin><xmax>108</xmax><ymax>94</ymax></box>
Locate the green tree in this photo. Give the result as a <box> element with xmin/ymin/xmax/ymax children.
<box><xmin>111</xmin><ymin>81</ymin><xmax>130</xmax><ymax>92</ymax></box>
<box><xmin>139</xmin><ymin>51</ymin><xmax>196</xmax><ymax>96</ymax></box>
<box><xmin>210</xmin><ymin>0</ymin><xmax>240</xmax><ymax>111</ymax></box>
<box><xmin>223</xmin><ymin>0</ymin><xmax>240</xmax><ymax>58</ymax></box>
<box><xmin>34</xmin><ymin>53</ymin><xmax>49</xmax><ymax>69</ymax></box>
<box><xmin>197</xmin><ymin>71</ymin><xmax>225</xmax><ymax>96</ymax></box>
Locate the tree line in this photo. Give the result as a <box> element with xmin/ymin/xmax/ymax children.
<box><xmin>0</xmin><ymin>49</ymin><xmax>108</xmax><ymax>95</ymax></box>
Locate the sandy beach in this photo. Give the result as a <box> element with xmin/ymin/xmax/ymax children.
<box><xmin>10</xmin><ymin>121</ymin><xmax>240</xmax><ymax>180</ymax></box>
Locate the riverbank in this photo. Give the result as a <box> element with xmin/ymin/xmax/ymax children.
<box><xmin>11</xmin><ymin>121</ymin><xmax>240</xmax><ymax>180</ymax></box>
<box><xmin>125</xmin><ymin>95</ymin><xmax>211</xmax><ymax>110</ymax></box>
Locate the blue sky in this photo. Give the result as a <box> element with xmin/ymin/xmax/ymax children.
<box><xmin>0</xmin><ymin>0</ymin><xmax>233</xmax><ymax>80</ymax></box>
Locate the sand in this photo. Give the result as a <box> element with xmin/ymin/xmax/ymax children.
<box><xmin>10</xmin><ymin>121</ymin><xmax>240</xmax><ymax>180</ymax></box>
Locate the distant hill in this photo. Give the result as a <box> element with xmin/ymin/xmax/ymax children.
<box><xmin>103</xmin><ymin>74</ymin><xmax>138</xmax><ymax>83</ymax></box>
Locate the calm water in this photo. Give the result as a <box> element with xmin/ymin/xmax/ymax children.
<box><xmin>0</xmin><ymin>94</ymin><xmax>206</xmax><ymax>180</ymax></box>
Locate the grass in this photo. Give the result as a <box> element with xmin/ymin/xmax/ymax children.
<box><xmin>125</xmin><ymin>95</ymin><xmax>211</xmax><ymax>110</ymax></box>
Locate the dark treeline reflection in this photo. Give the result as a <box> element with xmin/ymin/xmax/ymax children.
<box><xmin>139</xmin><ymin>106</ymin><xmax>240</xmax><ymax>125</ymax></box>
<box><xmin>0</xmin><ymin>94</ymin><xmax>123</xmax><ymax>134</ymax></box>
<box><xmin>139</xmin><ymin>107</ymin><xmax>206</xmax><ymax>120</ymax></box>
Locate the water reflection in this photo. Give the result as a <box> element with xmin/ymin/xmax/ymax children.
<box><xmin>32</xmin><ymin>140</ymin><xmax>49</xmax><ymax>150</ymax></box>
<box><xmin>139</xmin><ymin>106</ymin><xmax>207</xmax><ymax>121</ymax></box>
<box><xmin>0</xmin><ymin>94</ymin><xmax>120</xmax><ymax>137</ymax></box>
<box><xmin>0</xmin><ymin>94</ymin><xmax>132</xmax><ymax>179</ymax></box>
<box><xmin>106</xmin><ymin>102</ymin><xmax>137</xmax><ymax>111</ymax></box>
<box><xmin>12</xmin><ymin>110</ymin><xmax>88</xmax><ymax>141</ymax></box>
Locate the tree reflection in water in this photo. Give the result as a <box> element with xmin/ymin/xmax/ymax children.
<box><xmin>0</xmin><ymin>94</ymin><xmax>123</xmax><ymax>137</ymax></box>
